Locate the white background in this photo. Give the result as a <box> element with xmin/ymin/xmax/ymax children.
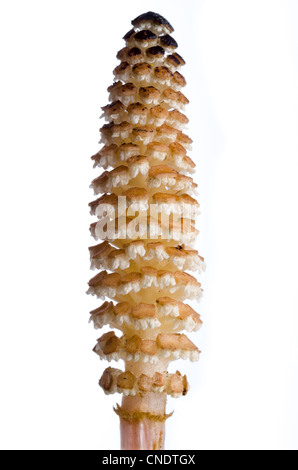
<box><xmin>0</xmin><ymin>0</ymin><xmax>297</xmax><ymax>450</ymax></box>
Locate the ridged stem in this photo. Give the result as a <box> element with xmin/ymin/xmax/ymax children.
<box><xmin>119</xmin><ymin>393</ymin><xmax>168</xmax><ymax>450</ymax></box>
<box><xmin>120</xmin><ymin>418</ymin><xmax>165</xmax><ymax>450</ymax></box>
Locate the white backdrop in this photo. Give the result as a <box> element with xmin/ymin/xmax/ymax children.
<box><xmin>0</xmin><ymin>0</ymin><xmax>297</xmax><ymax>450</ymax></box>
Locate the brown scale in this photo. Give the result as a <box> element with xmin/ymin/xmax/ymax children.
<box><xmin>88</xmin><ymin>11</ymin><xmax>205</xmax><ymax>450</ymax></box>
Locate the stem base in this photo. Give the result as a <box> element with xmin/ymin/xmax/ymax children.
<box><xmin>118</xmin><ymin>393</ymin><xmax>168</xmax><ymax>450</ymax></box>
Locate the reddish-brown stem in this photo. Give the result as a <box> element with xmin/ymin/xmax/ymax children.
<box><xmin>118</xmin><ymin>393</ymin><xmax>168</xmax><ymax>450</ymax></box>
<box><xmin>120</xmin><ymin>418</ymin><xmax>165</xmax><ymax>450</ymax></box>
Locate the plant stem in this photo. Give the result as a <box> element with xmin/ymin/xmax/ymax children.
<box><xmin>118</xmin><ymin>393</ymin><xmax>168</xmax><ymax>450</ymax></box>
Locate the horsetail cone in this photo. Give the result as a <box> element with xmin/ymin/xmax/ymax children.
<box><xmin>88</xmin><ymin>11</ymin><xmax>205</xmax><ymax>450</ymax></box>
